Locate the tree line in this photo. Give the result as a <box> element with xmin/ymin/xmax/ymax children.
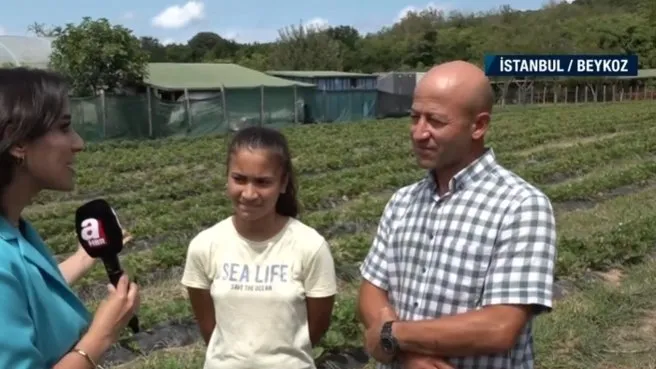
<box><xmin>26</xmin><ymin>0</ymin><xmax>656</xmax><ymax>96</ymax></box>
<box><xmin>134</xmin><ymin>0</ymin><xmax>656</xmax><ymax>72</ymax></box>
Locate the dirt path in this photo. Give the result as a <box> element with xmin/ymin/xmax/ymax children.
<box><xmin>592</xmin><ymin>259</ymin><xmax>656</xmax><ymax>369</ymax></box>
<box><xmin>516</xmin><ymin>131</ymin><xmax>629</xmax><ymax>157</ymax></box>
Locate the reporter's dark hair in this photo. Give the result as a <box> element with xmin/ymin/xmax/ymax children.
<box><xmin>226</xmin><ymin>126</ymin><xmax>299</xmax><ymax>217</ymax></box>
<box><xmin>0</xmin><ymin>67</ymin><xmax>70</xmax><ymax>213</ymax></box>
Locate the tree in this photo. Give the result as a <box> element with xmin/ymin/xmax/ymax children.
<box><xmin>27</xmin><ymin>22</ymin><xmax>61</xmax><ymax>37</ymax></box>
<box><xmin>49</xmin><ymin>17</ymin><xmax>149</xmax><ymax>96</ymax></box>
<box><xmin>187</xmin><ymin>32</ymin><xmax>239</xmax><ymax>62</ymax></box>
<box><xmin>268</xmin><ymin>23</ymin><xmax>343</xmax><ymax>70</ymax></box>
<box><xmin>140</xmin><ymin>36</ymin><xmax>168</xmax><ymax>62</ymax></box>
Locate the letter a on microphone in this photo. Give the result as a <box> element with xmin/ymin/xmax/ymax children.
<box><xmin>80</xmin><ymin>218</ymin><xmax>107</xmax><ymax>247</ymax></box>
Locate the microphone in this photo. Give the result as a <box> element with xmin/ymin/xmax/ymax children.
<box><xmin>75</xmin><ymin>198</ymin><xmax>140</xmax><ymax>333</ymax></box>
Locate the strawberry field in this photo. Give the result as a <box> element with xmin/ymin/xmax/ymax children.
<box><xmin>29</xmin><ymin>100</ymin><xmax>656</xmax><ymax>368</ymax></box>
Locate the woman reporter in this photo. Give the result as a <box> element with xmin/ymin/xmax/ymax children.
<box><xmin>0</xmin><ymin>67</ymin><xmax>140</xmax><ymax>369</ymax></box>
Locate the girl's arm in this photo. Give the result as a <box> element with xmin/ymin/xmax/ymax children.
<box><xmin>187</xmin><ymin>288</ymin><xmax>216</xmax><ymax>345</ymax></box>
<box><xmin>304</xmin><ymin>240</ymin><xmax>338</xmax><ymax>346</ymax></box>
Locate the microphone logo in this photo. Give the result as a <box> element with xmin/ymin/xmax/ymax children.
<box><xmin>80</xmin><ymin>218</ymin><xmax>107</xmax><ymax>247</ymax></box>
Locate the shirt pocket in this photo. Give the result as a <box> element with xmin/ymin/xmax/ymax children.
<box><xmin>426</xmin><ymin>231</ymin><xmax>494</xmax><ymax>311</ymax></box>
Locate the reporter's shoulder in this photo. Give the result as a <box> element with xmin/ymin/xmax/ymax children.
<box><xmin>0</xmin><ymin>239</ymin><xmax>22</xmax><ymax>281</ymax></box>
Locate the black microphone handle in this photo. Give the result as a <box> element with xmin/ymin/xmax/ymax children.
<box><xmin>102</xmin><ymin>258</ymin><xmax>140</xmax><ymax>334</ymax></box>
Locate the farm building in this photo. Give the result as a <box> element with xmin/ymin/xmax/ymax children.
<box><xmin>141</xmin><ymin>63</ymin><xmax>316</xmax><ymax>137</ymax></box>
<box><xmin>72</xmin><ymin>63</ymin><xmax>315</xmax><ymax>141</ymax></box>
<box><xmin>267</xmin><ymin>70</ymin><xmax>378</xmax><ymax>122</ymax></box>
<box><xmin>375</xmin><ymin>71</ymin><xmax>425</xmax><ymax>118</ymax></box>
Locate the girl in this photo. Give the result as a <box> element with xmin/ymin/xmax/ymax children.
<box><xmin>181</xmin><ymin>126</ymin><xmax>337</xmax><ymax>369</ymax></box>
<box><xmin>0</xmin><ymin>67</ymin><xmax>139</xmax><ymax>368</ymax></box>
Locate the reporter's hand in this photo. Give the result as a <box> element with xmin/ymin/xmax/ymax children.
<box><xmin>87</xmin><ymin>274</ymin><xmax>140</xmax><ymax>345</ymax></box>
<box><xmin>401</xmin><ymin>353</ymin><xmax>455</xmax><ymax>369</ymax></box>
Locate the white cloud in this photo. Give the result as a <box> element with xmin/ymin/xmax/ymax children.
<box><xmin>304</xmin><ymin>17</ymin><xmax>329</xmax><ymax>30</ymax></box>
<box><xmin>218</xmin><ymin>28</ymin><xmax>278</xmax><ymax>43</ymax></box>
<box><xmin>122</xmin><ymin>11</ymin><xmax>135</xmax><ymax>20</ymax></box>
<box><xmin>0</xmin><ymin>26</ymin><xmax>6</xmax><ymax>35</ymax></box>
<box><xmin>161</xmin><ymin>38</ymin><xmax>176</xmax><ymax>45</ymax></box>
<box><xmin>152</xmin><ymin>1</ymin><xmax>205</xmax><ymax>29</ymax></box>
<box><xmin>396</xmin><ymin>2</ymin><xmax>449</xmax><ymax>21</ymax></box>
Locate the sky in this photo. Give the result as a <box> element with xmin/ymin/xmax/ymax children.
<box><xmin>1</xmin><ymin>0</ymin><xmax>567</xmax><ymax>45</ymax></box>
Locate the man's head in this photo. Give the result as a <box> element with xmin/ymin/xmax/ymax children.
<box><xmin>410</xmin><ymin>60</ymin><xmax>494</xmax><ymax>172</ymax></box>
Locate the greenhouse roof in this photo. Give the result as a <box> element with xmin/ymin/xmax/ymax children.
<box><xmin>0</xmin><ymin>35</ymin><xmax>54</xmax><ymax>69</ymax></box>
<box><xmin>144</xmin><ymin>63</ymin><xmax>315</xmax><ymax>90</ymax></box>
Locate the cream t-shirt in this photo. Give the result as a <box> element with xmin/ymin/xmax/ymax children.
<box><xmin>181</xmin><ymin>216</ymin><xmax>337</xmax><ymax>369</ymax></box>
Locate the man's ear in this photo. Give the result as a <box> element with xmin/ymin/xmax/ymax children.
<box><xmin>471</xmin><ymin>112</ymin><xmax>490</xmax><ymax>140</ymax></box>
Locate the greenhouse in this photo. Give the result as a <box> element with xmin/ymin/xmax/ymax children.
<box><xmin>0</xmin><ymin>35</ymin><xmax>54</xmax><ymax>68</ymax></box>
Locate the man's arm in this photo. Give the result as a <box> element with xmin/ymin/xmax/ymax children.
<box><xmin>392</xmin><ymin>304</ymin><xmax>533</xmax><ymax>356</ymax></box>
<box><xmin>357</xmin><ymin>193</ymin><xmax>397</xmax><ymax>329</ymax></box>
<box><xmin>358</xmin><ymin>280</ymin><xmax>397</xmax><ymax>329</ymax></box>
<box><xmin>390</xmin><ymin>194</ymin><xmax>557</xmax><ymax>357</ymax></box>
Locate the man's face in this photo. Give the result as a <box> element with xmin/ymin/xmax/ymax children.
<box><xmin>409</xmin><ymin>91</ymin><xmax>472</xmax><ymax>171</ymax></box>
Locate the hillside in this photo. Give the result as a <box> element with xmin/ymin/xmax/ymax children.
<box><xmin>132</xmin><ymin>0</ymin><xmax>656</xmax><ymax>72</ymax></box>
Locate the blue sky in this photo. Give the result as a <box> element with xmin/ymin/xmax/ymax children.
<box><xmin>2</xmin><ymin>0</ymin><xmax>561</xmax><ymax>44</ymax></box>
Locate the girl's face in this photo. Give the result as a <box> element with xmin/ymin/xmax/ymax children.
<box><xmin>227</xmin><ymin>148</ymin><xmax>287</xmax><ymax>222</ymax></box>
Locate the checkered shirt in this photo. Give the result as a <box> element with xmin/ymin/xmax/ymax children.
<box><xmin>360</xmin><ymin>148</ymin><xmax>557</xmax><ymax>369</ymax></box>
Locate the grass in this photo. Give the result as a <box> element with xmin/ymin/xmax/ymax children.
<box><xmin>26</xmin><ymin>100</ymin><xmax>656</xmax><ymax>368</ymax></box>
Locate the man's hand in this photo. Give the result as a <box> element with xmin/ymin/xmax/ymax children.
<box><xmin>365</xmin><ymin>305</ymin><xmax>398</xmax><ymax>363</ymax></box>
<box><xmin>401</xmin><ymin>353</ymin><xmax>455</xmax><ymax>369</ymax></box>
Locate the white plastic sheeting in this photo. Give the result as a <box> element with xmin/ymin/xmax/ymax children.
<box><xmin>0</xmin><ymin>35</ymin><xmax>54</xmax><ymax>68</ymax></box>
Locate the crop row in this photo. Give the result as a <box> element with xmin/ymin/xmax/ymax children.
<box><xmin>71</xmin><ymin>102</ymin><xmax>655</xmax><ymax>173</ymax></box>
<box><xmin>64</xmin><ymin>155</ymin><xmax>656</xmax><ymax>296</ymax></box>
<box><xmin>33</xmin><ymin>129</ymin><xmax>656</xmax><ymax>252</ymax></box>
<box><xmin>33</xmin><ymin>119</ymin><xmax>655</xmax><ymax>216</ymax></box>
<box><xmin>75</xmin><ymin>180</ymin><xmax>656</xmax><ymax>340</ymax></box>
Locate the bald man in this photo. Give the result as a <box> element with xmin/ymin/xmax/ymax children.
<box><xmin>357</xmin><ymin>61</ymin><xmax>557</xmax><ymax>369</ymax></box>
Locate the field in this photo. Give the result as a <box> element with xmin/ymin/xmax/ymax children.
<box><xmin>30</xmin><ymin>100</ymin><xmax>656</xmax><ymax>369</ymax></box>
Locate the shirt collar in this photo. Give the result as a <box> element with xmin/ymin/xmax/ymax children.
<box><xmin>0</xmin><ymin>215</ymin><xmax>22</xmax><ymax>241</ymax></box>
<box><xmin>426</xmin><ymin>148</ymin><xmax>497</xmax><ymax>194</ymax></box>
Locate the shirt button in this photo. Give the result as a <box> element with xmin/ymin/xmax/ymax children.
<box><xmin>414</xmin><ymin>302</ymin><xmax>419</xmax><ymax>308</ymax></box>
<box><xmin>422</xmin><ymin>267</ymin><xmax>427</xmax><ymax>273</ymax></box>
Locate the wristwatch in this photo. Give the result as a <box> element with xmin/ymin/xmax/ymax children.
<box><xmin>380</xmin><ymin>321</ymin><xmax>400</xmax><ymax>357</ymax></box>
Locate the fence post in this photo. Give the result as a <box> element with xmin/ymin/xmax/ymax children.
<box><xmin>184</xmin><ymin>88</ymin><xmax>192</xmax><ymax>132</ymax></box>
<box><xmin>323</xmin><ymin>88</ymin><xmax>328</xmax><ymax>122</ymax></box>
<box><xmin>293</xmin><ymin>85</ymin><xmax>298</xmax><ymax>124</ymax></box>
<box><xmin>564</xmin><ymin>87</ymin><xmax>568</xmax><ymax>103</ymax></box>
<box><xmin>100</xmin><ymin>89</ymin><xmax>106</xmax><ymax>139</ymax></box>
<box><xmin>221</xmin><ymin>84</ymin><xmax>227</xmax><ymax>130</ymax></box>
<box><xmin>260</xmin><ymin>85</ymin><xmax>264</xmax><ymax>126</ymax></box>
<box><xmin>146</xmin><ymin>86</ymin><xmax>153</xmax><ymax>138</ymax></box>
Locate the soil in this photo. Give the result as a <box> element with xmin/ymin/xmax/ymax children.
<box><xmin>75</xmin><ymin>267</ymin><xmax>185</xmax><ymax>301</ymax></box>
<box><xmin>593</xmin><ymin>268</ymin><xmax>624</xmax><ymax>288</ymax></box>
<box><xmin>101</xmin><ymin>278</ymin><xmax>578</xmax><ymax>367</ymax></box>
<box><xmin>554</xmin><ymin>179</ymin><xmax>656</xmax><ymax>212</ymax></box>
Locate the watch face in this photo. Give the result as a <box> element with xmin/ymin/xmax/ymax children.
<box><xmin>381</xmin><ymin>338</ymin><xmax>393</xmax><ymax>352</ymax></box>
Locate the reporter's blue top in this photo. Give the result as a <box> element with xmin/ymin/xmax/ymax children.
<box><xmin>0</xmin><ymin>215</ymin><xmax>91</xmax><ymax>369</ymax></box>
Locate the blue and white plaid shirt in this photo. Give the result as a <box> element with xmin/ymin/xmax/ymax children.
<box><xmin>360</xmin><ymin>148</ymin><xmax>557</xmax><ymax>369</ymax></box>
